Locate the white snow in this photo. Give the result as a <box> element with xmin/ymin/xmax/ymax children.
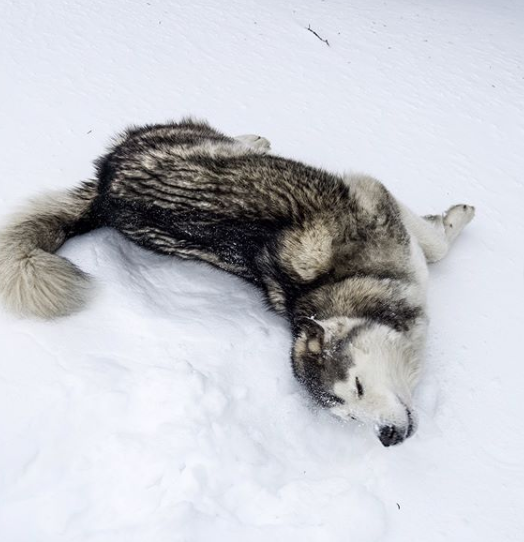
<box><xmin>1</xmin><ymin>0</ymin><xmax>523</xmax><ymax>540</ymax></box>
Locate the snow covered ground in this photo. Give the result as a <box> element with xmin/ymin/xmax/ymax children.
<box><xmin>1</xmin><ymin>0</ymin><xmax>523</xmax><ymax>540</ymax></box>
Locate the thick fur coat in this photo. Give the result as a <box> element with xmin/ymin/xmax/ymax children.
<box><xmin>0</xmin><ymin>119</ymin><xmax>474</xmax><ymax>446</ymax></box>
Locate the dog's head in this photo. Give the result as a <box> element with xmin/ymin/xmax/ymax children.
<box><xmin>292</xmin><ymin>317</ymin><xmax>422</xmax><ymax>446</ymax></box>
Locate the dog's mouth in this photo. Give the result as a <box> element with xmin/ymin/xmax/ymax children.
<box><xmin>405</xmin><ymin>408</ymin><xmax>416</xmax><ymax>438</ymax></box>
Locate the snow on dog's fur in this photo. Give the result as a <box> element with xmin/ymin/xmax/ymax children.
<box><xmin>0</xmin><ymin>118</ymin><xmax>475</xmax><ymax>446</ymax></box>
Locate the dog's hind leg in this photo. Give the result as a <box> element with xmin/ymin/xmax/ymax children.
<box><xmin>234</xmin><ymin>134</ymin><xmax>271</xmax><ymax>153</ymax></box>
<box><xmin>399</xmin><ymin>203</ymin><xmax>475</xmax><ymax>263</ymax></box>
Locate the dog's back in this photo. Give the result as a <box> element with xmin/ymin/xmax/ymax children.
<box><xmin>96</xmin><ymin>121</ymin><xmax>413</xmax><ymax>313</ymax></box>
<box><xmin>0</xmin><ymin>118</ymin><xmax>413</xmax><ymax>320</ymax></box>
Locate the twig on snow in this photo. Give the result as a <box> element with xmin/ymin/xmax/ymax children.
<box><xmin>306</xmin><ymin>24</ymin><xmax>330</xmax><ymax>47</ymax></box>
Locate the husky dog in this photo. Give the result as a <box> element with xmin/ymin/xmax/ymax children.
<box><xmin>0</xmin><ymin>119</ymin><xmax>474</xmax><ymax>446</ymax></box>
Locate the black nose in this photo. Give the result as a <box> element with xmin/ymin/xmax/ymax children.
<box><xmin>377</xmin><ymin>425</ymin><xmax>406</xmax><ymax>447</ymax></box>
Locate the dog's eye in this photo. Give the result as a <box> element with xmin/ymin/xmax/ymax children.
<box><xmin>355</xmin><ymin>377</ymin><xmax>364</xmax><ymax>398</ymax></box>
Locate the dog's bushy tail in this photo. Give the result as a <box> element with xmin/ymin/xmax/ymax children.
<box><xmin>0</xmin><ymin>181</ymin><xmax>100</xmax><ymax>318</ymax></box>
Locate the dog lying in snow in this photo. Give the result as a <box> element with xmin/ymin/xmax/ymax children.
<box><xmin>0</xmin><ymin>119</ymin><xmax>474</xmax><ymax>446</ymax></box>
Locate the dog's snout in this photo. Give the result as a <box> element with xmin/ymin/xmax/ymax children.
<box><xmin>377</xmin><ymin>425</ymin><xmax>406</xmax><ymax>447</ymax></box>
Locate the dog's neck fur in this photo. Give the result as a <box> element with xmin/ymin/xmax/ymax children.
<box><xmin>290</xmin><ymin>275</ymin><xmax>427</xmax><ymax>335</ymax></box>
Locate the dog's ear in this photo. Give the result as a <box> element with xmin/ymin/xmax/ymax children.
<box><xmin>297</xmin><ymin>318</ymin><xmax>325</xmax><ymax>357</ymax></box>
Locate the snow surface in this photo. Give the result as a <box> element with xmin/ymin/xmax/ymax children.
<box><xmin>1</xmin><ymin>0</ymin><xmax>523</xmax><ymax>540</ymax></box>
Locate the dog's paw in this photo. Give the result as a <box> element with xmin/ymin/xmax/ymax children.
<box><xmin>444</xmin><ymin>204</ymin><xmax>475</xmax><ymax>239</ymax></box>
<box><xmin>234</xmin><ymin>134</ymin><xmax>271</xmax><ymax>152</ymax></box>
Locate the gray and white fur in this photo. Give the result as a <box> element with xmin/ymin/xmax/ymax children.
<box><xmin>0</xmin><ymin>118</ymin><xmax>474</xmax><ymax>446</ymax></box>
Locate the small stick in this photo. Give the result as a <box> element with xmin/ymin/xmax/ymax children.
<box><xmin>307</xmin><ymin>24</ymin><xmax>330</xmax><ymax>47</ymax></box>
